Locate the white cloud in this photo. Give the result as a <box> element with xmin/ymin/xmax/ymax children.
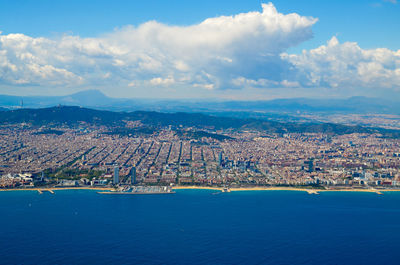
<box><xmin>149</xmin><ymin>76</ymin><xmax>175</xmax><ymax>86</ymax></box>
<box><xmin>2</xmin><ymin>3</ymin><xmax>397</xmax><ymax>98</ymax></box>
<box><xmin>281</xmin><ymin>37</ymin><xmax>400</xmax><ymax>90</ymax></box>
<box><xmin>231</xmin><ymin>77</ymin><xmax>279</xmax><ymax>87</ymax></box>
<box><xmin>281</xmin><ymin>80</ymin><xmax>300</xmax><ymax>88</ymax></box>
<box><xmin>0</xmin><ymin>3</ymin><xmax>317</xmax><ymax>92</ymax></box>
<box><xmin>0</xmin><ymin>34</ymin><xmax>83</xmax><ymax>85</ymax></box>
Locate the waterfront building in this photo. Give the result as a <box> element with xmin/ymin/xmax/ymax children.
<box><xmin>113</xmin><ymin>165</ymin><xmax>119</xmax><ymax>185</ymax></box>
<box><xmin>131</xmin><ymin>166</ymin><xmax>136</xmax><ymax>185</ymax></box>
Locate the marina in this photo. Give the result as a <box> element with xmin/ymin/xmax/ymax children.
<box><xmin>98</xmin><ymin>186</ymin><xmax>175</xmax><ymax>195</ymax></box>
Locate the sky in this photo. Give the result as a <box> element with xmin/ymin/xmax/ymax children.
<box><xmin>0</xmin><ymin>0</ymin><xmax>399</xmax><ymax>100</ymax></box>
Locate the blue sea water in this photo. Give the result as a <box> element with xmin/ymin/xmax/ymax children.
<box><xmin>1</xmin><ymin>190</ymin><xmax>400</xmax><ymax>265</ymax></box>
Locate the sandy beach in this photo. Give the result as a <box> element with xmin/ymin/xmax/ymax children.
<box><xmin>172</xmin><ymin>186</ymin><xmax>222</xmax><ymax>191</ymax></box>
<box><xmin>2</xmin><ymin>186</ymin><xmax>400</xmax><ymax>194</ymax></box>
<box><xmin>0</xmin><ymin>187</ymin><xmax>111</xmax><ymax>192</ymax></box>
<box><xmin>172</xmin><ymin>186</ymin><xmax>400</xmax><ymax>194</ymax></box>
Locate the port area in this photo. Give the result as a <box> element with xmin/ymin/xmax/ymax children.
<box><xmin>98</xmin><ymin>185</ymin><xmax>175</xmax><ymax>195</ymax></box>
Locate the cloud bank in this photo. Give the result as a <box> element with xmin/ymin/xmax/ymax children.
<box><xmin>282</xmin><ymin>37</ymin><xmax>400</xmax><ymax>91</ymax></box>
<box><xmin>0</xmin><ymin>2</ymin><xmax>399</xmax><ymax>97</ymax></box>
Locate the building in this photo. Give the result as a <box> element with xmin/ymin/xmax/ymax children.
<box><xmin>307</xmin><ymin>159</ymin><xmax>314</xmax><ymax>173</ymax></box>
<box><xmin>113</xmin><ymin>165</ymin><xmax>119</xmax><ymax>185</ymax></box>
<box><xmin>130</xmin><ymin>166</ymin><xmax>136</xmax><ymax>185</ymax></box>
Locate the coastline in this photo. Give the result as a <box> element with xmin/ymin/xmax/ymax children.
<box><xmin>1</xmin><ymin>186</ymin><xmax>400</xmax><ymax>194</ymax></box>
<box><xmin>172</xmin><ymin>186</ymin><xmax>222</xmax><ymax>191</ymax></box>
<box><xmin>172</xmin><ymin>186</ymin><xmax>400</xmax><ymax>194</ymax></box>
<box><xmin>0</xmin><ymin>187</ymin><xmax>111</xmax><ymax>192</ymax></box>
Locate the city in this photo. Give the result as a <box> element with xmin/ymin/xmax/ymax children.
<box><xmin>1</xmin><ymin>123</ymin><xmax>399</xmax><ymax>190</ymax></box>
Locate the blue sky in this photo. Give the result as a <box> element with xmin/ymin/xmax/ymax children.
<box><xmin>1</xmin><ymin>0</ymin><xmax>398</xmax><ymax>50</ymax></box>
<box><xmin>0</xmin><ymin>0</ymin><xmax>399</xmax><ymax>99</ymax></box>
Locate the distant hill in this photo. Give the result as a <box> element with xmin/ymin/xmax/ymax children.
<box><xmin>56</xmin><ymin>90</ymin><xmax>113</xmax><ymax>106</ymax></box>
<box><xmin>1</xmin><ymin>90</ymin><xmax>399</xmax><ymax>115</ymax></box>
<box><xmin>0</xmin><ymin>90</ymin><xmax>117</xmax><ymax>108</ymax></box>
<box><xmin>0</xmin><ymin>106</ymin><xmax>399</xmax><ymax>138</ymax></box>
<box><xmin>0</xmin><ymin>106</ymin><xmax>123</xmax><ymax>126</ymax></box>
<box><xmin>212</xmin><ymin>96</ymin><xmax>399</xmax><ymax>114</ymax></box>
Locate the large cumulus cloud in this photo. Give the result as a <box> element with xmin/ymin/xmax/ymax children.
<box><xmin>282</xmin><ymin>37</ymin><xmax>400</xmax><ymax>90</ymax></box>
<box><xmin>0</xmin><ymin>2</ymin><xmax>399</xmax><ymax>96</ymax></box>
<box><xmin>0</xmin><ymin>3</ymin><xmax>317</xmax><ymax>91</ymax></box>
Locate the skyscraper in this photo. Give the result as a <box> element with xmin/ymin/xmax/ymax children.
<box><xmin>219</xmin><ymin>152</ymin><xmax>223</xmax><ymax>166</ymax></box>
<box><xmin>131</xmin><ymin>166</ymin><xmax>136</xmax><ymax>185</ymax></box>
<box><xmin>308</xmin><ymin>159</ymin><xmax>314</xmax><ymax>173</ymax></box>
<box><xmin>113</xmin><ymin>165</ymin><xmax>119</xmax><ymax>185</ymax></box>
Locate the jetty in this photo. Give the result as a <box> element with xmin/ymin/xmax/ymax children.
<box><xmin>37</xmin><ymin>189</ymin><xmax>55</xmax><ymax>194</ymax></box>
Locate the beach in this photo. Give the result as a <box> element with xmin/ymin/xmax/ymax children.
<box><xmin>2</xmin><ymin>186</ymin><xmax>400</xmax><ymax>194</ymax></box>
<box><xmin>0</xmin><ymin>187</ymin><xmax>111</xmax><ymax>192</ymax></box>
<box><xmin>172</xmin><ymin>186</ymin><xmax>400</xmax><ymax>194</ymax></box>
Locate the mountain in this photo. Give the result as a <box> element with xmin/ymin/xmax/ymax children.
<box><xmin>1</xmin><ymin>106</ymin><xmax>399</xmax><ymax>138</ymax></box>
<box><xmin>197</xmin><ymin>96</ymin><xmax>400</xmax><ymax>114</ymax></box>
<box><xmin>57</xmin><ymin>90</ymin><xmax>114</xmax><ymax>106</ymax></box>
<box><xmin>0</xmin><ymin>90</ymin><xmax>115</xmax><ymax>108</ymax></box>
<box><xmin>1</xmin><ymin>90</ymin><xmax>399</xmax><ymax>115</ymax></box>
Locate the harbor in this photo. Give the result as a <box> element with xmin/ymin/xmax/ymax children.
<box><xmin>98</xmin><ymin>185</ymin><xmax>175</xmax><ymax>195</ymax></box>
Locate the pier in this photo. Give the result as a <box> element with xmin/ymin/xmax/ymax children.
<box><xmin>37</xmin><ymin>189</ymin><xmax>55</xmax><ymax>194</ymax></box>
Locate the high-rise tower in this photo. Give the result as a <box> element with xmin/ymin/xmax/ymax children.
<box><xmin>131</xmin><ymin>166</ymin><xmax>136</xmax><ymax>185</ymax></box>
<box><xmin>113</xmin><ymin>165</ymin><xmax>119</xmax><ymax>185</ymax></box>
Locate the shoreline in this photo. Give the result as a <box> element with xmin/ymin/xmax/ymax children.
<box><xmin>1</xmin><ymin>186</ymin><xmax>400</xmax><ymax>193</ymax></box>
<box><xmin>172</xmin><ymin>186</ymin><xmax>400</xmax><ymax>194</ymax></box>
<box><xmin>0</xmin><ymin>187</ymin><xmax>111</xmax><ymax>192</ymax></box>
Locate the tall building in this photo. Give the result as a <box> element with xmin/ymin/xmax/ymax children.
<box><xmin>113</xmin><ymin>165</ymin><xmax>119</xmax><ymax>185</ymax></box>
<box><xmin>307</xmin><ymin>159</ymin><xmax>314</xmax><ymax>173</ymax></box>
<box><xmin>131</xmin><ymin>166</ymin><xmax>136</xmax><ymax>185</ymax></box>
<box><xmin>219</xmin><ymin>152</ymin><xmax>223</xmax><ymax>166</ymax></box>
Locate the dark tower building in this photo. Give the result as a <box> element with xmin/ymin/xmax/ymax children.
<box><xmin>130</xmin><ymin>166</ymin><xmax>137</xmax><ymax>185</ymax></box>
<box><xmin>113</xmin><ymin>165</ymin><xmax>119</xmax><ymax>185</ymax></box>
<box><xmin>307</xmin><ymin>159</ymin><xmax>315</xmax><ymax>173</ymax></box>
<box><xmin>219</xmin><ymin>152</ymin><xmax>223</xmax><ymax>166</ymax></box>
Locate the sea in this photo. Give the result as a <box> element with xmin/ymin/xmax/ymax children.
<box><xmin>1</xmin><ymin>189</ymin><xmax>400</xmax><ymax>265</ymax></box>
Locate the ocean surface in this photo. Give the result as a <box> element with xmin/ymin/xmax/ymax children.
<box><xmin>1</xmin><ymin>189</ymin><xmax>400</xmax><ymax>265</ymax></box>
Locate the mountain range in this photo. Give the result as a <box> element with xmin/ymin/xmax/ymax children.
<box><xmin>1</xmin><ymin>105</ymin><xmax>399</xmax><ymax>138</ymax></box>
<box><xmin>1</xmin><ymin>90</ymin><xmax>399</xmax><ymax>115</ymax></box>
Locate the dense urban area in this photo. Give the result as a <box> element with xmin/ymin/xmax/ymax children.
<box><xmin>1</xmin><ymin>122</ymin><xmax>400</xmax><ymax>190</ymax></box>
